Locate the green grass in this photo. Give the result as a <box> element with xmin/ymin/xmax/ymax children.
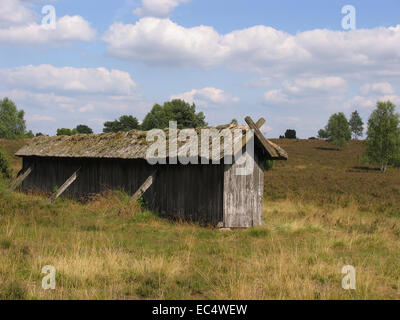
<box><xmin>0</xmin><ymin>138</ymin><xmax>399</xmax><ymax>299</ymax></box>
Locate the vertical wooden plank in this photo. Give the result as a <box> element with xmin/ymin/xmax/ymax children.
<box><xmin>223</xmin><ymin>147</ymin><xmax>257</xmax><ymax>228</ymax></box>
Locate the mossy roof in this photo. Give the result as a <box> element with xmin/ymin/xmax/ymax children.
<box><xmin>15</xmin><ymin>124</ymin><xmax>287</xmax><ymax>160</ymax></box>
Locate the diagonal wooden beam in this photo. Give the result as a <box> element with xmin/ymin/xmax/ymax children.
<box><xmin>131</xmin><ymin>170</ymin><xmax>157</xmax><ymax>201</ymax></box>
<box><xmin>245</xmin><ymin>116</ymin><xmax>280</xmax><ymax>158</ymax></box>
<box><xmin>10</xmin><ymin>167</ymin><xmax>32</xmax><ymax>191</ymax></box>
<box><xmin>47</xmin><ymin>168</ymin><xmax>80</xmax><ymax>204</ymax></box>
<box><xmin>255</xmin><ymin>118</ymin><xmax>265</xmax><ymax>129</ymax></box>
<box><xmin>223</xmin><ymin>118</ymin><xmax>265</xmax><ymax>161</ymax></box>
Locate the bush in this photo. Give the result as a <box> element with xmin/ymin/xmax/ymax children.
<box><xmin>264</xmin><ymin>159</ymin><xmax>274</xmax><ymax>171</ymax></box>
<box><xmin>285</xmin><ymin>129</ymin><xmax>297</xmax><ymax>139</ymax></box>
<box><xmin>0</xmin><ymin>148</ymin><xmax>11</xmax><ymax>178</ymax></box>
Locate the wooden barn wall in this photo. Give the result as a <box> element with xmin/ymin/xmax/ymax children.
<box><xmin>223</xmin><ymin>149</ymin><xmax>264</xmax><ymax>228</ymax></box>
<box><xmin>21</xmin><ymin>157</ymin><xmax>224</xmax><ymax>225</ymax></box>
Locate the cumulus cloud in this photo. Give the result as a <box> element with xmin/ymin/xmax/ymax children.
<box><xmin>103</xmin><ymin>18</ymin><xmax>224</xmax><ymax>67</ymax></box>
<box><xmin>134</xmin><ymin>0</ymin><xmax>190</xmax><ymax>18</ymax></box>
<box><xmin>103</xmin><ymin>18</ymin><xmax>400</xmax><ymax>80</ymax></box>
<box><xmin>283</xmin><ymin>77</ymin><xmax>347</xmax><ymax>94</ymax></box>
<box><xmin>348</xmin><ymin>95</ymin><xmax>376</xmax><ymax>109</ymax></box>
<box><xmin>263</xmin><ymin>76</ymin><xmax>347</xmax><ymax>104</ymax></box>
<box><xmin>0</xmin><ymin>0</ymin><xmax>96</xmax><ymax>44</ymax></box>
<box><xmin>0</xmin><ymin>65</ymin><xmax>136</xmax><ymax>95</ymax></box>
<box><xmin>0</xmin><ymin>64</ymin><xmax>148</xmax><ymax>134</ymax></box>
<box><xmin>360</xmin><ymin>82</ymin><xmax>395</xmax><ymax>95</ymax></box>
<box><xmin>0</xmin><ymin>89</ymin><xmax>76</xmax><ymax>109</ymax></box>
<box><xmin>0</xmin><ymin>0</ymin><xmax>35</xmax><ymax>28</ymax></box>
<box><xmin>170</xmin><ymin>87</ymin><xmax>239</xmax><ymax>106</ymax></box>
<box><xmin>263</xmin><ymin>89</ymin><xmax>290</xmax><ymax>104</ymax></box>
<box><xmin>0</xmin><ymin>15</ymin><xmax>96</xmax><ymax>44</ymax></box>
<box><xmin>346</xmin><ymin>82</ymin><xmax>399</xmax><ymax>109</ymax></box>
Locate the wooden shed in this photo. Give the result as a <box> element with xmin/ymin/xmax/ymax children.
<box><xmin>14</xmin><ymin>117</ymin><xmax>287</xmax><ymax>228</ymax></box>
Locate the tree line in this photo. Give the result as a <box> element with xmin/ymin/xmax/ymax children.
<box><xmin>317</xmin><ymin>101</ymin><xmax>400</xmax><ymax>173</ymax></box>
<box><xmin>57</xmin><ymin>99</ymin><xmax>207</xmax><ymax>136</ymax></box>
<box><xmin>0</xmin><ymin>98</ymin><xmax>207</xmax><ymax>138</ymax></box>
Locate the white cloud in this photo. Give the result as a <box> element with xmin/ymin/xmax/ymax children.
<box><xmin>0</xmin><ymin>1</ymin><xmax>96</xmax><ymax>45</ymax></box>
<box><xmin>378</xmin><ymin>95</ymin><xmax>400</xmax><ymax>106</ymax></box>
<box><xmin>134</xmin><ymin>0</ymin><xmax>190</xmax><ymax>18</ymax></box>
<box><xmin>103</xmin><ymin>18</ymin><xmax>400</xmax><ymax>81</ymax></box>
<box><xmin>283</xmin><ymin>77</ymin><xmax>347</xmax><ymax>94</ymax></box>
<box><xmin>0</xmin><ymin>64</ymin><xmax>150</xmax><ymax>134</ymax></box>
<box><xmin>0</xmin><ymin>65</ymin><xmax>136</xmax><ymax>95</ymax></box>
<box><xmin>348</xmin><ymin>96</ymin><xmax>376</xmax><ymax>109</ymax></box>
<box><xmin>0</xmin><ymin>15</ymin><xmax>96</xmax><ymax>44</ymax></box>
<box><xmin>348</xmin><ymin>94</ymin><xmax>400</xmax><ymax>110</ymax></box>
<box><xmin>103</xmin><ymin>18</ymin><xmax>224</xmax><ymax>67</ymax></box>
<box><xmin>263</xmin><ymin>89</ymin><xmax>290</xmax><ymax>104</ymax></box>
<box><xmin>0</xmin><ymin>89</ymin><xmax>76</xmax><ymax>110</ymax></box>
<box><xmin>170</xmin><ymin>87</ymin><xmax>239</xmax><ymax>106</ymax></box>
<box><xmin>360</xmin><ymin>82</ymin><xmax>395</xmax><ymax>95</ymax></box>
<box><xmin>263</xmin><ymin>76</ymin><xmax>347</xmax><ymax>105</ymax></box>
<box><xmin>0</xmin><ymin>0</ymin><xmax>35</xmax><ymax>28</ymax></box>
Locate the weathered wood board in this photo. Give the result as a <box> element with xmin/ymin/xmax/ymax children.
<box><xmin>10</xmin><ymin>167</ymin><xmax>32</xmax><ymax>191</ymax></box>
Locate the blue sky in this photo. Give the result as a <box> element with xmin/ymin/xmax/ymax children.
<box><xmin>0</xmin><ymin>0</ymin><xmax>399</xmax><ymax>137</ymax></box>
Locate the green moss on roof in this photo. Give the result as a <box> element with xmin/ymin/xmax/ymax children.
<box><xmin>15</xmin><ymin>124</ymin><xmax>287</xmax><ymax>160</ymax></box>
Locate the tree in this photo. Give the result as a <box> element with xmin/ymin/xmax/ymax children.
<box><xmin>103</xmin><ymin>115</ymin><xmax>140</xmax><ymax>133</ymax></box>
<box><xmin>317</xmin><ymin>129</ymin><xmax>328</xmax><ymax>139</ymax></box>
<box><xmin>349</xmin><ymin>110</ymin><xmax>364</xmax><ymax>139</ymax></box>
<box><xmin>284</xmin><ymin>129</ymin><xmax>297</xmax><ymax>139</ymax></box>
<box><xmin>56</xmin><ymin>128</ymin><xmax>75</xmax><ymax>136</ymax></box>
<box><xmin>76</xmin><ymin>124</ymin><xmax>93</xmax><ymax>134</ymax></box>
<box><xmin>323</xmin><ymin>112</ymin><xmax>352</xmax><ymax>149</ymax></box>
<box><xmin>230</xmin><ymin>119</ymin><xmax>238</xmax><ymax>125</ymax></box>
<box><xmin>0</xmin><ymin>97</ymin><xmax>26</xmax><ymax>139</ymax></box>
<box><xmin>25</xmin><ymin>130</ymin><xmax>34</xmax><ymax>138</ymax></box>
<box><xmin>365</xmin><ymin>101</ymin><xmax>400</xmax><ymax>173</ymax></box>
<box><xmin>141</xmin><ymin>99</ymin><xmax>207</xmax><ymax>130</ymax></box>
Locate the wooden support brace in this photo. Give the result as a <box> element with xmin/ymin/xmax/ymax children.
<box><xmin>131</xmin><ymin>170</ymin><xmax>157</xmax><ymax>201</ymax></box>
<box><xmin>10</xmin><ymin>167</ymin><xmax>32</xmax><ymax>191</ymax></box>
<box><xmin>47</xmin><ymin>168</ymin><xmax>80</xmax><ymax>204</ymax></box>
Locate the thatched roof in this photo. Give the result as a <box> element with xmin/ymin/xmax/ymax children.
<box><xmin>15</xmin><ymin>124</ymin><xmax>288</xmax><ymax>161</ymax></box>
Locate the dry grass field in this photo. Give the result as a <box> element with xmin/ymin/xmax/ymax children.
<box><xmin>0</xmin><ymin>138</ymin><xmax>399</xmax><ymax>299</ymax></box>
